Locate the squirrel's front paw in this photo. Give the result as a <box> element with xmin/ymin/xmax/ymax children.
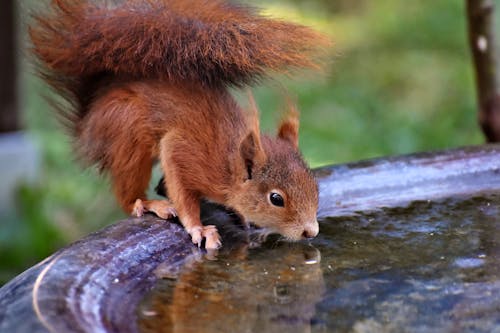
<box><xmin>188</xmin><ymin>226</ymin><xmax>203</xmax><ymax>246</ymax></box>
<box><xmin>202</xmin><ymin>225</ymin><xmax>222</xmax><ymax>249</ymax></box>
<box><xmin>187</xmin><ymin>225</ymin><xmax>222</xmax><ymax>249</ymax></box>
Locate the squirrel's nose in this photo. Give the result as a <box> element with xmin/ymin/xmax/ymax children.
<box><xmin>302</xmin><ymin>220</ymin><xmax>319</xmax><ymax>239</ymax></box>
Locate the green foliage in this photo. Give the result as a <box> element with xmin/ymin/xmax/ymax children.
<box><xmin>255</xmin><ymin>0</ymin><xmax>482</xmax><ymax>166</ymax></box>
<box><xmin>0</xmin><ymin>0</ymin><xmax>486</xmax><ymax>284</ymax></box>
<box><xmin>0</xmin><ymin>185</ymin><xmax>64</xmax><ymax>284</ymax></box>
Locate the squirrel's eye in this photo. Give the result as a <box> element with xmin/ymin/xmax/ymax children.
<box><xmin>269</xmin><ymin>192</ymin><xmax>284</xmax><ymax>207</ymax></box>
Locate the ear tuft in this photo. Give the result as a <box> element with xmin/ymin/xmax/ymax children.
<box><xmin>278</xmin><ymin>105</ymin><xmax>300</xmax><ymax>149</ymax></box>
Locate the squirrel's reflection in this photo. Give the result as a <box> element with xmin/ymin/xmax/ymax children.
<box><xmin>138</xmin><ymin>240</ymin><xmax>325</xmax><ymax>333</ymax></box>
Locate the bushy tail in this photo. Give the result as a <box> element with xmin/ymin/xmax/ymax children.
<box><xmin>30</xmin><ymin>0</ymin><xmax>329</xmax><ymax>87</ymax></box>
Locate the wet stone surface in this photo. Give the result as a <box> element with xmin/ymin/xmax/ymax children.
<box><xmin>138</xmin><ymin>194</ymin><xmax>500</xmax><ymax>333</ymax></box>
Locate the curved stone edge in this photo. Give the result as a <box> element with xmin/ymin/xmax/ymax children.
<box><xmin>0</xmin><ymin>216</ymin><xmax>198</xmax><ymax>333</ymax></box>
<box><xmin>315</xmin><ymin>144</ymin><xmax>500</xmax><ymax>217</ymax></box>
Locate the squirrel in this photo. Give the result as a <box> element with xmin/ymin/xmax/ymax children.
<box><xmin>29</xmin><ymin>0</ymin><xmax>329</xmax><ymax>249</ymax></box>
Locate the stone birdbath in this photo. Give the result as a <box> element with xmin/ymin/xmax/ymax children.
<box><xmin>1</xmin><ymin>145</ymin><xmax>500</xmax><ymax>332</ymax></box>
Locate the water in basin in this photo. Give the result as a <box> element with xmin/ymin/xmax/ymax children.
<box><xmin>137</xmin><ymin>194</ymin><xmax>500</xmax><ymax>332</ymax></box>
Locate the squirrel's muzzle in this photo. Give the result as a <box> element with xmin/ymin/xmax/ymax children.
<box><xmin>302</xmin><ymin>220</ymin><xmax>319</xmax><ymax>239</ymax></box>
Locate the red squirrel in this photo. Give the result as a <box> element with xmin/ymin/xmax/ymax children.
<box><xmin>30</xmin><ymin>0</ymin><xmax>329</xmax><ymax>249</ymax></box>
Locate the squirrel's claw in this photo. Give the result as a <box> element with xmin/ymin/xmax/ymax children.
<box><xmin>203</xmin><ymin>225</ymin><xmax>222</xmax><ymax>250</ymax></box>
<box><xmin>132</xmin><ymin>199</ymin><xmax>146</xmax><ymax>217</ymax></box>
<box><xmin>189</xmin><ymin>226</ymin><xmax>203</xmax><ymax>247</ymax></box>
<box><xmin>187</xmin><ymin>225</ymin><xmax>221</xmax><ymax>249</ymax></box>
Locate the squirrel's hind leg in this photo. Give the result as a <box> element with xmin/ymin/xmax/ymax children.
<box><xmin>108</xmin><ymin>143</ymin><xmax>175</xmax><ymax>220</ymax></box>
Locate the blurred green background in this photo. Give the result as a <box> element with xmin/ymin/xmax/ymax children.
<box><xmin>0</xmin><ymin>0</ymin><xmax>489</xmax><ymax>284</ymax></box>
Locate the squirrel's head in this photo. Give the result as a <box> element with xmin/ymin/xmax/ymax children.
<box><xmin>230</xmin><ymin>106</ymin><xmax>319</xmax><ymax>240</ymax></box>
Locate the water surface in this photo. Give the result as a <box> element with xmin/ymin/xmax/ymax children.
<box><xmin>138</xmin><ymin>194</ymin><xmax>500</xmax><ymax>332</ymax></box>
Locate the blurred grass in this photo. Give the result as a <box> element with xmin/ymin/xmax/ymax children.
<box><xmin>0</xmin><ymin>0</ymin><xmax>486</xmax><ymax>284</ymax></box>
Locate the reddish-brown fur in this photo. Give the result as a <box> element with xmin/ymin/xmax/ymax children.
<box><xmin>30</xmin><ymin>0</ymin><xmax>328</xmax><ymax>248</ymax></box>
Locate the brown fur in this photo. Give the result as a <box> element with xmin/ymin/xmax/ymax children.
<box><xmin>30</xmin><ymin>0</ymin><xmax>327</xmax><ymax>247</ymax></box>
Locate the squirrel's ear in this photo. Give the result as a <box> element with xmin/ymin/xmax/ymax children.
<box><xmin>278</xmin><ymin>105</ymin><xmax>300</xmax><ymax>149</ymax></box>
<box><xmin>240</xmin><ymin>131</ymin><xmax>266</xmax><ymax>180</ymax></box>
<box><xmin>240</xmin><ymin>90</ymin><xmax>266</xmax><ymax>180</ymax></box>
